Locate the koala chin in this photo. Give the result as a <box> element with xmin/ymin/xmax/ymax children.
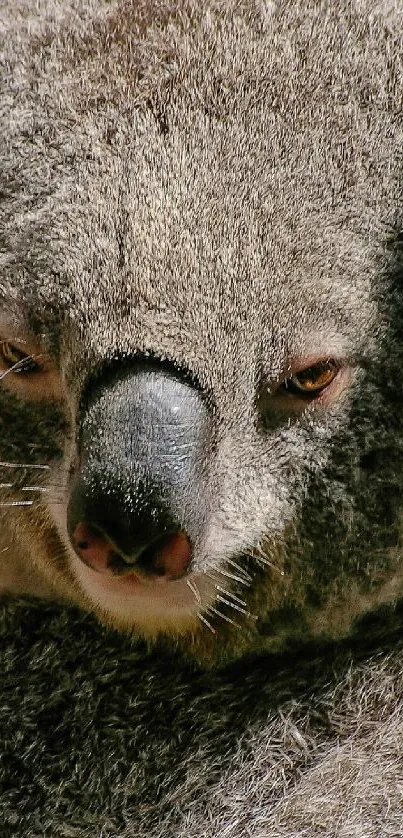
<box><xmin>0</xmin><ymin>0</ymin><xmax>402</xmax><ymax>662</ymax></box>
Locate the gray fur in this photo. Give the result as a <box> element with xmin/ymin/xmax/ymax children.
<box><xmin>2</xmin><ymin>597</ymin><xmax>403</xmax><ymax>837</ymax></box>
<box><xmin>0</xmin><ymin>0</ymin><xmax>403</xmax><ymax>834</ymax></box>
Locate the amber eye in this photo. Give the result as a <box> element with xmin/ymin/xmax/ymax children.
<box><xmin>0</xmin><ymin>341</ymin><xmax>40</xmax><ymax>374</ymax></box>
<box><xmin>281</xmin><ymin>359</ymin><xmax>340</xmax><ymax>397</ymax></box>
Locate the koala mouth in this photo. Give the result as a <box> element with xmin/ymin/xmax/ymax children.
<box><xmin>71</xmin><ymin>522</ymin><xmax>192</xmax><ymax>583</ymax></box>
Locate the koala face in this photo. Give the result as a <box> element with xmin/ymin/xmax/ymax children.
<box><xmin>1</xmin><ymin>0</ymin><xmax>402</xmax><ymax>659</ymax></box>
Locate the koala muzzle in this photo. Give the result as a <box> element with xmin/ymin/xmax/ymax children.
<box><xmin>67</xmin><ymin>363</ymin><xmax>211</xmax><ymax>581</ymax></box>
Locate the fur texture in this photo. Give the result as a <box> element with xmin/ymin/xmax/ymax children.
<box><xmin>1</xmin><ymin>0</ymin><xmax>403</xmax><ymax>834</ymax></box>
<box><xmin>2</xmin><ymin>597</ymin><xmax>403</xmax><ymax>837</ymax></box>
<box><xmin>1</xmin><ymin>0</ymin><xmax>403</xmax><ymax>651</ymax></box>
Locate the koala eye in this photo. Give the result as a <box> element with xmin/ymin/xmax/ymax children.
<box><xmin>0</xmin><ymin>340</ymin><xmax>41</xmax><ymax>374</ymax></box>
<box><xmin>280</xmin><ymin>359</ymin><xmax>341</xmax><ymax>397</ymax></box>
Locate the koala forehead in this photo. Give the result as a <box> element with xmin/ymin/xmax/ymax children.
<box><xmin>2</xmin><ymin>0</ymin><xmax>401</xmax><ymax>391</ymax></box>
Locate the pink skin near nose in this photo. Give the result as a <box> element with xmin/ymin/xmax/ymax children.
<box><xmin>72</xmin><ymin>522</ymin><xmax>192</xmax><ymax>581</ymax></box>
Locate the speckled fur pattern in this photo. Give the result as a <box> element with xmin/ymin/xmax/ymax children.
<box><xmin>2</xmin><ymin>597</ymin><xmax>403</xmax><ymax>837</ymax></box>
<box><xmin>1</xmin><ymin>0</ymin><xmax>403</xmax><ymax>834</ymax></box>
<box><xmin>1</xmin><ymin>0</ymin><xmax>403</xmax><ymax>652</ymax></box>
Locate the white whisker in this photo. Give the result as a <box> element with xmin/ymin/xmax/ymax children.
<box><xmin>225</xmin><ymin>557</ymin><xmax>253</xmax><ymax>581</ymax></box>
<box><xmin>207</xmin><ymin>605</ymin><xmax>238</xmax><ymax>627</ymax></box>
<box><xmin>0</xmin><ymin>364</ymin><xmax>22</xmax><ymax>379</ymax></box>
<box><xmin>0</xmin><ymin>352</ymin><xmax>45</xmax><ymax>380</ymax></box>
<box><xmin>212</xmin><ymin>583</ymin><xmax>248</xmax><ymax>608</ymax></box>
<box><xmin>197</xmin><ymin>612</ymin><xmax>215</xmax><ymax>633</ymax></box>
<box><xmin>247</xmin><ymin>550</ymin><xmax>285</xmax><ymax>577</ymax></box>
<box><xmin>0</xmin><ymin>500</ymin><xmax>34</xmax><ymax>507</ymax></box>
<box><xmin>216</xmin><ymin>593</ymin><xmax>255</xmax><ymax>617</ymax></box>
<box><xmin>215</xmin><ymin>566</ymin><xmax>250</xmax><ymax>586</ymax></box>
<box><xmin>187</xmin><ymin>577</ymin><xmax>202</xmax><ymax>604</ymax></box>
<box><xmin>0</xmin><ymin>462</ymin><xmax>50</xmax><ymax>470</ymax></box>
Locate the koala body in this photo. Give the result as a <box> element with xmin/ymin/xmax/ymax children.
<box><xmin>1</xmin><ymin>1</ymin><xmax>403</xmax><ymax>834</ymax></box>
<box><xmin>2</xmin><ymin>596</ymin><xmax>403</xmax><ymax>838</ymax></box>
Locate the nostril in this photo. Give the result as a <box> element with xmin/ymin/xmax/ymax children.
<box><xmin>70</xmin><ymin>520</ymin><xmax>192</xmax><ymax>581</ymax></box>
<box><xmin>139</xmin><ymin>531</ymin><xmax>192</xmax><ymax>580</ymax></box>
<box><xmin>71</xmin><ymin>522</ymin><xmax>115</xmax><ymax>575</ymax></box>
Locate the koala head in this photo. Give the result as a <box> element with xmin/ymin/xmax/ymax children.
<box><xmin>1</xmin><ymin>0</ymin><xmax>402</xmax><ymax>662</ymax></box>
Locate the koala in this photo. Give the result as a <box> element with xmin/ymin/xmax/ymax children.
<box><xmin>1</xmin><ymin>0</ymin><xmax>403</xmax><ymax>835</ymax></box>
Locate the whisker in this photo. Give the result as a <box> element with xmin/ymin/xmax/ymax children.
<box><xmin>0</xmin><ymin>500</ymin><xmax>34</xmax><ymax>507</ymax></box>
<box><xmin>25</xmin><ymin>482</ymin><xmax>68</xmax><ymax>491</ymax></box>
<box><xmin>0</xmin><ymin>487</ymin><xmax>66</xmax><ymax>504</ymax></box>
<box><xmin>214</xmin><ymin>566</ymin><xmax>250</xmax><ymax>586</ymax></box>
<box><xmin>247</xmin><ymin>550</ymin><xmax>285</xmax><ymax>577</ymax></box>
<box><xmin>22</xmin><ymin>486</ymin><xmax>51</xmax><ymax>493</ymax></box>
<box><xmin>225</xmin><ymin>557</ymin><xmax>253</xmax><ymax>581</ymax></box>
<box><xmin>0</xmin><ymin>462</ymin><xmax>50</xmax><ymax>470</ymax></box>
<box><xmin>197</xmin><ymin>612</ymin><xmax>215</xmax><ymax>633</ymax></box>
<box><xmin>212</xmin><ymin>583</ymin><xmax>248</xmax><ymax>608</ymax></box>
<box><xmin>0</xmin><ymin>351</ymin><xmax>46</xmax><ymax>380</ymax></box>
<box><xmin>187</xmin><ymin>577</ymin><xmax>202</xmax><ymax>605</ymax></box>
<box><xmin>0</xmin><ymin>365</ymin><xmax>23</xmax><ymax>380</ymax></box>
<box><xmin>206</xmin><ymin>605</ymin><xmax>238</xmax><ymax>627</ymax></box>
<box><xmin>258</xmin><ymin>559</ymin><xmax>285</xmax><ymax>577</ymax></box>
<box><xmin>215</xmin><ymin>593</ymin><xmax>254</xmax><ymax>616</ymax></box>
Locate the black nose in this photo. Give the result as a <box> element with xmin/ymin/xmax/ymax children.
<box><xmin>67</xmin><ymin>362</ymin><xmax>211</xmax><ymax>580</ymax></box>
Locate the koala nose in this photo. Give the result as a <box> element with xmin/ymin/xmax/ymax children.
<box><xmin>67</xmin><ymin>362</ymin><xmax>211</xmax><ymax>580</ymax></box>
<box><xmin>71</xmin><ymin>520</ymin><xmax>192</xmax><ymax>580</ymax></box>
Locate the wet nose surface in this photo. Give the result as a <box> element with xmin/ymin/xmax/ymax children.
<box><xmin>68</xmin><ymin>363</ymin><xmax>212</xmax><ymax>584</ymax></box>
<box><xmin>72</xmin><ymin>522</ymin><xmax>192</xmax><ymax>581</ymax></box>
